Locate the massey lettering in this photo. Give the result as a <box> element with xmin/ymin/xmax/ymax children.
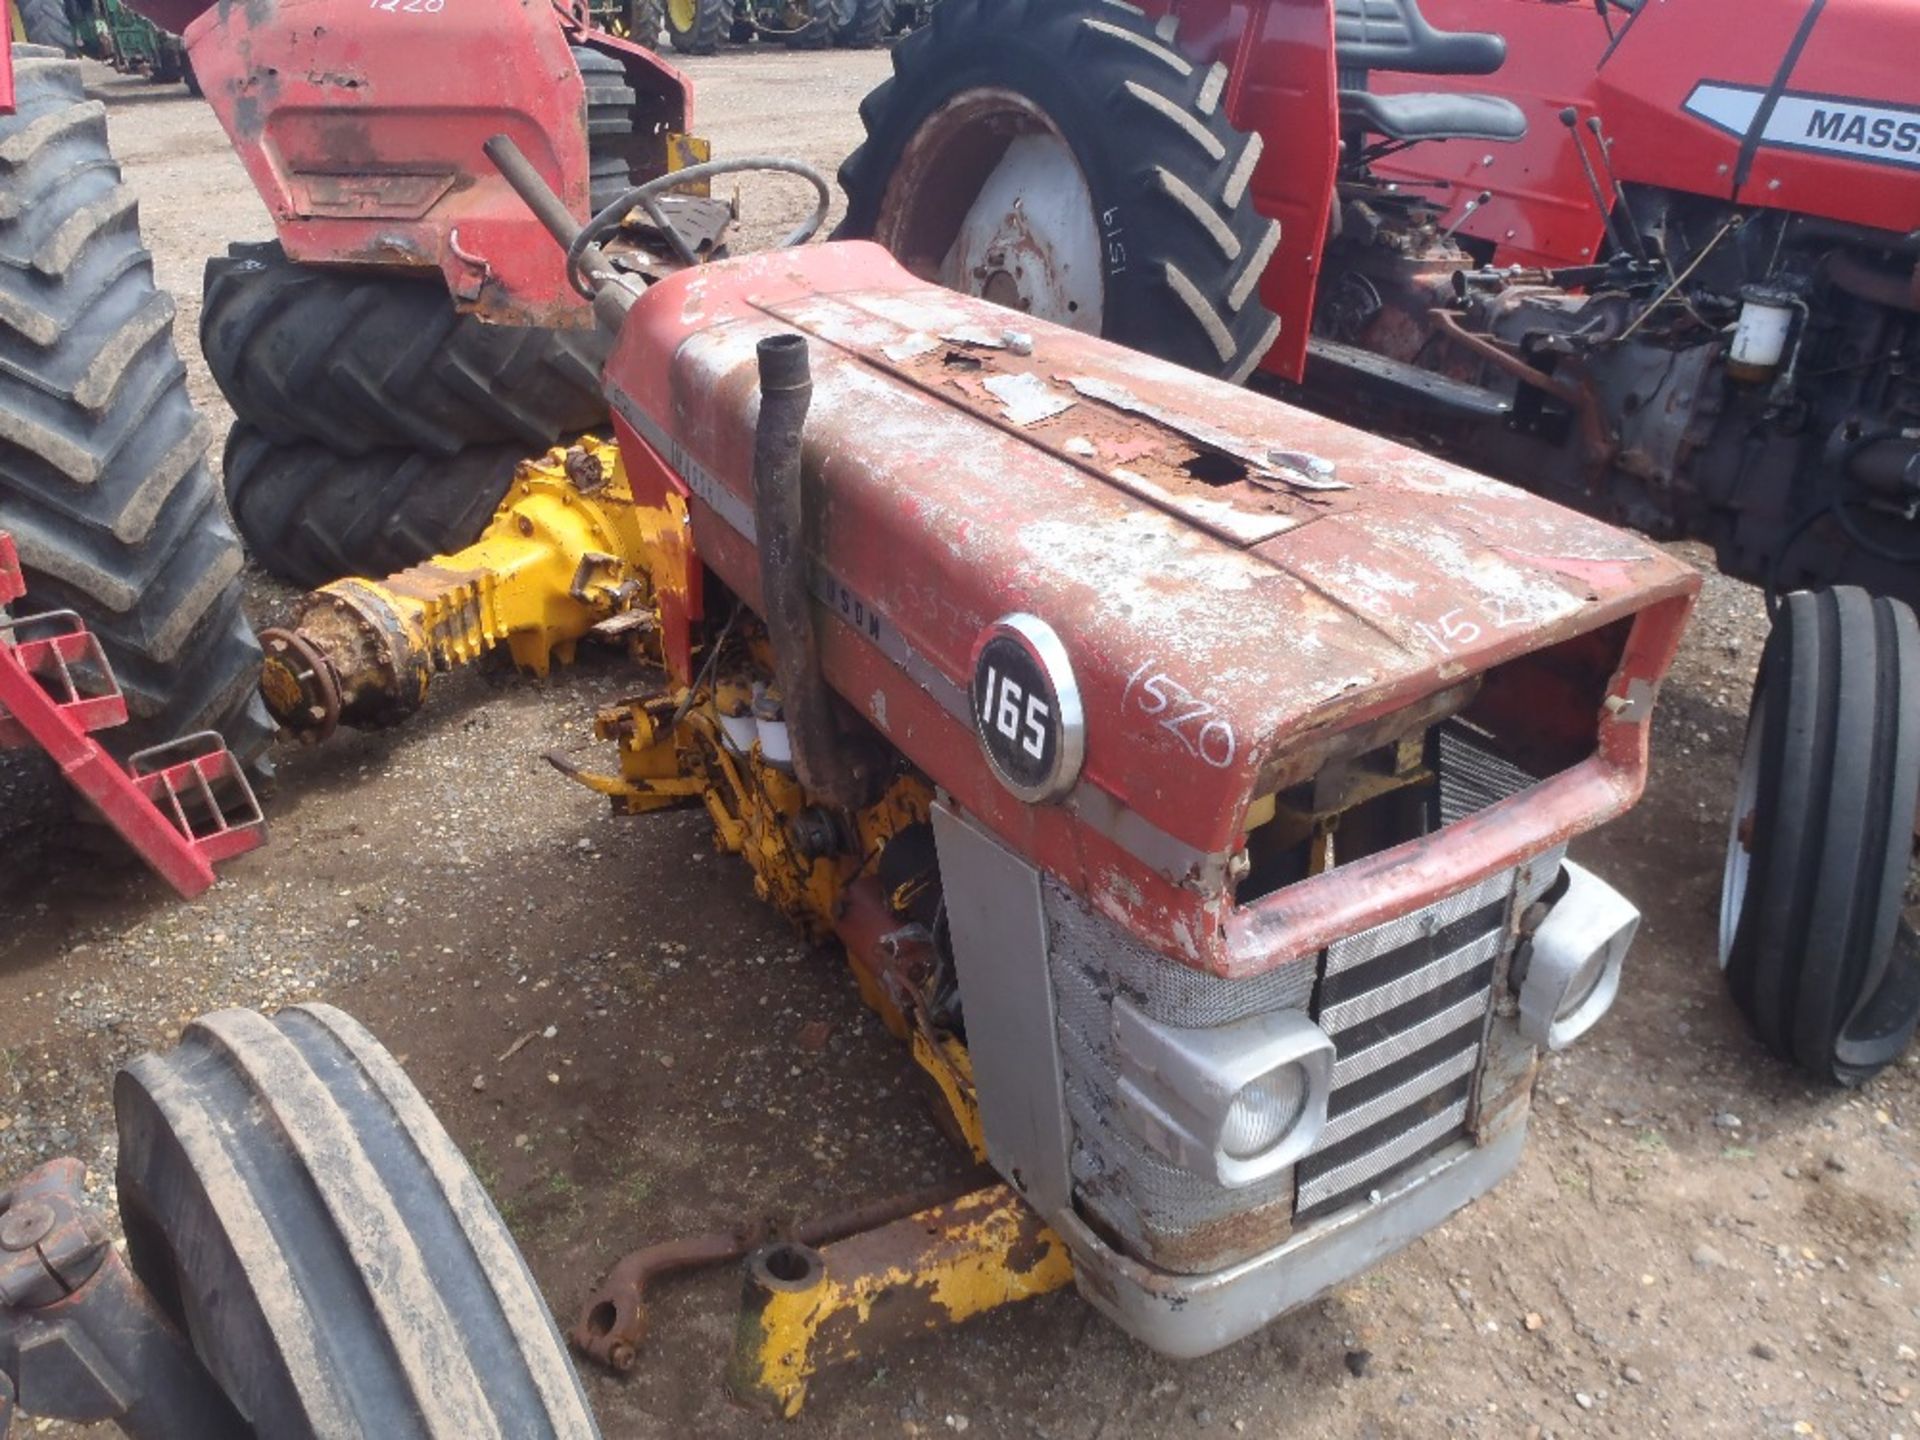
<box><xmin>1806</xmin><ymin>108</ymin><xmax>1920</xmax><ymax>153</ymax></box>
<box><xmin>1685</xmin><ymin>83</ymin><xmax>1920</xmax><ymax>171</ymax></box>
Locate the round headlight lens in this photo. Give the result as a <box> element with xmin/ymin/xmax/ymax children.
<box><xmin>1220</xmin><ymin>1065</ymin><xmax>1307</xmax><ymax>1160</ymax></box>
<box><xmin>1555</xmin><ymin>946</ymin><xmax>1612</xmax><ymax>1021</ymax></box>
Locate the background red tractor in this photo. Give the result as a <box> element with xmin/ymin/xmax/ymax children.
<box><xmin>837</xmin><ymin>0</ymin><xmax>1920</xmax><ymax>1086</ymax></box>
<box><xmin>124</xmin><ymin>0</ymin><xmax>710</xmax><ymax>588</ymax></box>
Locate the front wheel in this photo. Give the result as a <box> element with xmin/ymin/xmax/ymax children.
<box><xmin>116</xmin><ymin>1005</ymin><xmax>603</xmax><ymax>1438</ymax></box>
<box><xmin>1721</xmin><ymin>587</ymin><xmax>1920</xmax><ymax>1085</ymax></box>
<box><xmin>837</xmin><ymin>0</ymin><xmax>1281</xmax><ymax>381</ymax></box>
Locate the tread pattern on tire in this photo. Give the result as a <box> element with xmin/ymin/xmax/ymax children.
<box><xmin>831</xmin><ymin>0</ymin><xmax>893</xmax><ymax>48</ymax></box>
<box><xmin>574</xmin><ymin>47</ymin><xmax>637</xmax><ymax>216</ymax></box>
<box><xmin>836</xmin><ymin>0</ymin><xmax>1282</xmax><ymax>381</ymax></box>
<box><xmin>1724</xmin><ymin>587</ymin><xmax>1920</xmax><ymax>1085</ymax></box>
<box><xmin>222</xmin><ymin>424</ymin><xmax>526</xmax><ymax>588</ymax></box>
<box><xmin>17</xmin><ymin>0</ymin><xmax>73</xmax><ymax>52</ymax></box>
<box><xmin>0</xmin><ymin>49</ymin><xmax>272</xmax><ymax>771</ymax></box>
<box><xmin>116</xmin><ymin>1004</ymin><xmax>601</xmax><ymax>1440</ymax></box>
<box><xmin>201</xmin><ymin>241</ymin><xmax>611</xmax><ymax>458</ymax></box>
<box><xmin>665</xmin><ymin>0</ymin><xmax>728</xmax><ymax>54</ymax></box>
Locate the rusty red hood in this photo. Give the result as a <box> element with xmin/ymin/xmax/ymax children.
<box><xmin>605</xmin><ymin>243</ymin><xmax>1698</xmax><ymax>966</ymax></box>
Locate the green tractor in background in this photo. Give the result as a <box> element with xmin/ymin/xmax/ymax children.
<box><xmin>592</xmin><ymin>0</ymin><xmax>907</xmax><ymax>55</ymax></box>
<box><xmin>15</xmin><ymin>0</ymin><xmax>197</xmax><ymax>92</ymax></box>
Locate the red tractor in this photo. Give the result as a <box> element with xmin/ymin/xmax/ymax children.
<box><xmin>123</xmin><ymin>0</ymin><xmax>716</xmax><ymax>588</ymax></box>
<box><xmin>838</xmin><ymin>0</ymin><xmax>1920</xmax><ymax>1086</ymax></box>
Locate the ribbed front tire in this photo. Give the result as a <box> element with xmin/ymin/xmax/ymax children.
<box><xmin>1721</xmin><ymin>588</ymin><xmax>1920</xmax><ymax>1085</ymax></box>
<box><xmin>116</xmin><ymin>1005</ymin><xmax>602</xmax><ymax>1439</ymax></box>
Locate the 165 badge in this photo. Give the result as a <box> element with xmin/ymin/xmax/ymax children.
<box><xmin>970</xmin><ymin>614</ymin><xmax>1084</xmax><ymax>803</ymax></box>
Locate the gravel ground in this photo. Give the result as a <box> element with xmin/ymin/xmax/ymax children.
<box><xmin>2</xmin><ymin>51</ymin><xmax>1917</xmax><ymax>1440</ymax></box>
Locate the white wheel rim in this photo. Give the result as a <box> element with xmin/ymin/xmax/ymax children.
<box><xmin>874</xmin><ymin>89</ymin><xmax>1106</xmax><ymax>334</ymax></box>
<box><xmin>936</xmin><ymin>128</ymin><xmax>1104</xmax><ymax>332</ymax></box>
<box><xmin>1719</xmin><ymin>691</ymin><xmax>1766</xmax><ymax>970</ymax></box>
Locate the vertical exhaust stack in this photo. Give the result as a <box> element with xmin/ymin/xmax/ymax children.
<box><xmin>751</xmin><ymin>333</ymin><xmax>869</xmax><ymax>809</ymax></box>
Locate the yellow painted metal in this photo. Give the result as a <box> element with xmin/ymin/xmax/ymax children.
<box><xmin>727</xmin><ymin>1185</ymin><xmax>1073</xmax><ymax>1418</ymax></box>
<box><xmin>911</xmin><ymin>1028</ymin><xmax>986</xmax><ymax>1163</ymax></box>
<box><xmin>264</xmin><ymin>438</ymin><xmax>700</xmax><ymax>738</ymax></box>
<box><xmin>352</xmin><ymin>439</ymin><xmax>677</xmax><ymax>678</ymax></box>
<box><xmin>665</xmin><ymin>133</ymin><xmax>714</xmax><ymax>197</ymax></box>
<box><xmin>574</xmin><ymin>659</ymin><xmax>932</xmax><ymax>939</ymax></box>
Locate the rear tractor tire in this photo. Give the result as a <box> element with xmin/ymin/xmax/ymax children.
<box><xmin>837</xmin><ymin>0</ymin><xmax>1281</xmax><ymax>382</ymax></box>
<box><xmin>0</xmin><ymin>48</ymin><xmax>272</xmax><ymax>779</ymax></box>
<box><xmin>116</xmin><ymin>1004</ymin><xmax>602</xmax><ymax>1438</ymax></box>
<box><xmin>575</xmin><ymin>46</ymin><xmax>638</xmax><ymax>215</ymax></box>
<box><xmin>1720</xmin><ymin>587</ymin><xmax>1920</xmax><ymax>1085</ymax></box>
<box><xmin>202</xmin><ymin>242</ymin><xmax>611</xmax><ymax>459</ymax></box>
<box><xmin>16</xmin><ymin>0</ymin><xmax>74</xmax><ymax>52</ymax></box>
<box><xmin>664</xmin><ymin>0</ymin><xmax>729</xmax><ymax>53</ymax></box>
<box><xmin>222</xmin><ymin>425</ymin><xmax>525</xmax><ymax>588</ymax></box>
<box><xmin>202</xmin><ymin>242</ymin><xmax>611</xmax><ymax>583</ymax></box>
<box><xmin>829</xmin><ymin>0</ymin><xmax>891</xmax><ymax>47</ymax></box>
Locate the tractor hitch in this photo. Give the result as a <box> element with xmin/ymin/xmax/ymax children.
<box><xmin>0</xmin><ymin>1160</ymin><xmax>246</xmax><ymax>1439</ymax></box>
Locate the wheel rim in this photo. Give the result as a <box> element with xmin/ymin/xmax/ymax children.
<box><xmin>873</xmin><ymin>88</ymin><xmax>1105</xmax><ymax>333</ymax></box>
<box><xmin>667</xmin><ymin>0</ymin><xmax>697</xmax><ymax>31</ymax></box>
<box><xmin>1719</xmin><ymin>691</ymin><xmax>1765</xmax><ymax>970</ymax></box>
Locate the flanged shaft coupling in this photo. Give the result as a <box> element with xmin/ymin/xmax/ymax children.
<box><xmin>259</xmin><ymin>583</ymin><xmax>432</xmax><ymax>745</ymax></box>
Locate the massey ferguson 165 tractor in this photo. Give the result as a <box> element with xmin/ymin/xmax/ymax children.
<box><xmin>838</xmin><ymin>0</ymin><xmax>1920</xmax><ymax>1085</ymax></box>
<box><xmin>0</xmin><ymin>15</ymin><xmax>1706</xmax><ymax>1417</ymax></box>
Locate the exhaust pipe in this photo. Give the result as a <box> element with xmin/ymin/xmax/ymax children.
<box><xmin>752</xmin><ymin>333</ymin><xmax>868</xmax><ymax>809</ymax></box>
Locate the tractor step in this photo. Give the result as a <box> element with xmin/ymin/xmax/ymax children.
<box><xmin>0</xmin><ymin>531</ymin><xmax>267</xmax><ymax>898</ymax></box>
<box><xmin>1306</xmin><ymin>336</ymin><xmax>1513</xmax><ymax>421</ymax></box>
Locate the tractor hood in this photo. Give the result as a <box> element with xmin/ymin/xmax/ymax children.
<box><xmin>1599</xmin><ymin>0</ymin><xmax>1920</xmax><ymax>235</ymax></box>
<box><xmin>604</xmin><ymin>243</ymin><xmax>1697</xmax><ymax>969</ymax></box>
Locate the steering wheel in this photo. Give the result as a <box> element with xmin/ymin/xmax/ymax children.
<box><xmin>566</xmin><ymin>157</ymin><xmax>833</xmax><ymax>299</ymax></box>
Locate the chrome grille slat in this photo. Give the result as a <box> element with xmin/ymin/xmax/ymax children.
<box><xmin>1296</xmin><ymin>1099</ymin><xmax>1471</xmax><ymax>1210</ymax></box>
<box><xmin>1329</xmin><ymin>990</ymin><xmax>1490</xmax><ymax>1087</ymax></box>
<box><xmin>1298</xmin><ymin>865</ymin><xmax>1524</xmax><ymax>1218</ymax></box>
<box><xmin>1319</xmin><ymin>1045</ymin><xmax>1478</xmax><ymax>1147</ymax></box>
<box><xmin>1318</xmin><ymin>929</ymin><xmax>1502</xmax><ymax>1032</ymax></box>
<box><xmin>1324</xmin><ymin>867</ymin><xmax>1515</xmax><ymax>973</ymax></box>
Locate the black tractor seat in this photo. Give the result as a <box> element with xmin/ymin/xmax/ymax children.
<box><xmin>1340</xmin><ymin>89</ymin><xmax>1527</xmax><ymax>144</ymax></box>
<box><xmin>1334</xmin><ymin>0</ymin><xmax>1527</xmax><ymax>147</ymax></box>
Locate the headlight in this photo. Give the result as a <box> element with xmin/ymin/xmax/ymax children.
<box><xmin>1515</xmin><ymin>859</ymin><xmax>1639</xmax><ymax>1050</ymax></box>
<box><xmin>1220</xmin><ymin>1069</ymin><xmax>1308</xmax><ymax>1159</ymax></box>
<box><xmin>1113</xmin><ymin>1000</ymin><xmax>1334</xmax><ymax>1188</ymax></box>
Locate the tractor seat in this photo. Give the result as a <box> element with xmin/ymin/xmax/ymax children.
<box><xmin>1334</xmin><ymin>0</ymin><xmax>1506</xmax><ymax>75</ymax></box>
<box><xmin>1334</xmin><ymin>0</ymin><xmax>1527</xmax><ymax>146</ymax></box>
<box><xmin>1340</xmin><ymin>89</ymin><xmax>1527</xmax><ymax>144</ymax></box>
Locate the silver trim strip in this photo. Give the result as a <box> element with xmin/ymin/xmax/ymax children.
<box><xmin>1318</xmin><ymin>1046</ymin><xmax>1478</xmax><ymax>1149</ymax></box>
<box><xmin>1295</xmin><ymin>1099</ymin><xmax>1471</xmax><ymax>1210</ymax></box>
<box><xmin>1319</xmin><ymin>930</ymin><xmax>1504</xmax><ymax>1033</ymax></box>
<box><xmin>1329</xmin><ymin>990</ymin><xmax>1491</xmax><ymax>1088</ymax></box>
<box><xmin>611</xmin><ymin>387</ymin><xmax>757</xmax><ymax>542</ymax></box>
<box><xmin>1324</xmin><ymin>867</ymin><xmax>1516</xmax><ymax>973</ymax></box>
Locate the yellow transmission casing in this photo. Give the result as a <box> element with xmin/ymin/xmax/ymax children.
<box><xmin>259</xmin><ymin>440</ymin><xmax>690</xmax><ymax>741</ymax></box>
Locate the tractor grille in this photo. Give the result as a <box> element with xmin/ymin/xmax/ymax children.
<box><xmin>1293</xmin><ymin>854</ymin><xmax>1559</xmax><ymax>1221</ymax></box>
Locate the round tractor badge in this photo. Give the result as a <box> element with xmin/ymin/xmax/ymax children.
<box><xmin>970</xmin><ymin>614</ymin><xmax>1084</xmax><ymax>803</ymax></box>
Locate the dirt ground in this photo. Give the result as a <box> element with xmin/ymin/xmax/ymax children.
<box><xmin>3</xmin><ymin>50</ymin><xmax>1918</xmax><ymax>1440</ymax></box>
